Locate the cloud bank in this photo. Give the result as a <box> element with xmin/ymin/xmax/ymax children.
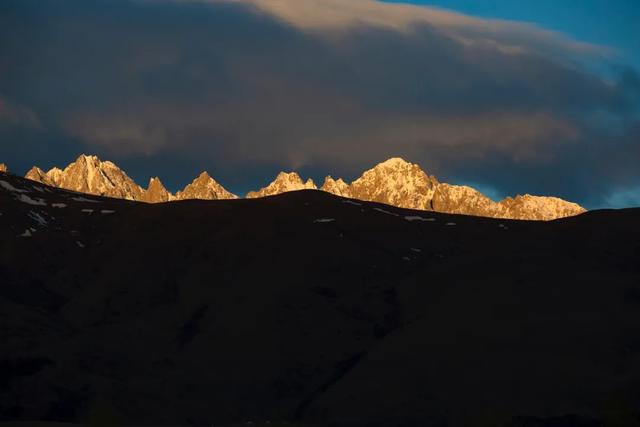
<box><xmin>0</xmin><ymin>0</ymin><xmax>638</xmax><ymax>207</ymax></box>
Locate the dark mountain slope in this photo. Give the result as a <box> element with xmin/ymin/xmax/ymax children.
<box><xmin>0</xmin><ymin>171</ymin><xmax>639</xmax><ymax>427</ymax></box>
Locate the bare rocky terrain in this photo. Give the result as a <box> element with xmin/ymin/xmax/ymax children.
<box><xmin>1</xmin><ymin>170</ymin><xmax>639</xmax><ymax>427</ymax></box>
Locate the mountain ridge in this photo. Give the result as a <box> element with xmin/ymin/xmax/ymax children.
<box><xmin>11</xmin><ymin>154</ymin><xmax>585</xmax><ymax>220</ymax></box>
<box><xmin>0</xmin><ymin>170</ymin><xmax>638</xmax><ymax>427</ymax></box>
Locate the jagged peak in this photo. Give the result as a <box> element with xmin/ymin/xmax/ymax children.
<box><xmin>376</xmin><ymin>157</ymin><xmax>413</xmax><ymax>169</ymax></box>
<box><xmin>322</xmin><ymin>175</ymin><xmax>348</xmax><ymax>186</ymax></box>
<box><xmin>70</xmin><ymin>154</ymin><xmax>120</xmax><ymax>172</ymax></box>
<box><xmin>26</xmin><ymin>165</ymin><xmax>45</xmax><ymax>175</ymax></box>
<box><xmin>75</xmin><ymin>153</ymin><xmax>100</xmax><ymax>164</ymax></box>
<box><xmin>25</xmin><ymin>166</ymin><xmax>56</xmax><ymax>185</ymax></box>
<box><xmin>183</xmin><ymin>171</ymin><xmax>226</xmax><ymax>187</ymax></box>
<box><xmin>275</xmin><ymin>171</ymin><xmax>304</xmax><ymax>182</ymax></box>
<box><xmin>177</xmin><ymin>170</ymin><xmax>237</xmax><ymax>200</ymax></box>
<box><xmin>246</xmin><ymin>170</ymin><xmax>317</xmax><ymax>198</ymax></box>
<box><xmin>321</xmin><ymin>175</ymin><xmax>351</xmax><ymax>197</ymax></box>
<box><xmin>196</xmin><ymin>171</ymin><xmax>213</xmax><ymax>181</ymax></box>
<box><xmin>0</xmin><ymin>163</ymin><xmax>7</xmax><ymax>173</ymax></box>
<box><xmin>147</xmin><ymin>176</ymin><xmax>166</xmax><ymax>189</ymax></box>
<box><xmin>46</xmin><ymin>166</ymin><xmax>64</xmax><ymax>179</ymax></box>
<box><xmin>269</xmin><ymin>171</ymin><xmax>316</xmax><ymax>189</ymax></box>
<box><xmin>359</xmin><ymin>158</ymin><xmax>430</xmax><ymax>179</ymax></box>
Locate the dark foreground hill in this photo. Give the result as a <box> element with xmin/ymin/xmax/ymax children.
<box><xmin>1</xmin><ymin>171</ymin><xmax>639</xmax><ymax>427</ymax></box>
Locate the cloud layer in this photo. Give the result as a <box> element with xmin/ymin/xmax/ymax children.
<box><xmin>0</xmin><ymin>0</ymin><xmax>638</xmax><ymax>207</ymax></box>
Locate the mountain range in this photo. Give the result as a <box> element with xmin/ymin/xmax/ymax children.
<box><xmin>7</xmin><ymin>154</ymin><xmax>585</xmax><ymax>220</ymax></box>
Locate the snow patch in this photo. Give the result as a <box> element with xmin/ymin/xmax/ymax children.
<box><xmin>52</xmin><ymin>203</ymin><xmax>67</xmax><ymax>208</ymax></box>
<box><xmin>100</xmin><ymin>210</ymin><xmax>115</xmax><ymax>214</ymax></box>
<box><xmin>17</xmin><ymin>194</ymin><xmax>46</xmax><ymax>206</ymax></box>
<box><xmin>0</xmin><ymin>180</ymin><xmax>28</xmax><ymax>193</ymax></box>
<box><xmin>28</xmin><ymin>211</ymin><xmax>47</xmax><ymax>226</ymax></box>
<box><xmin>76</xmin><ymin>241</ymin><xmax>85</xmax><ymax>248</ymax></box>
<box><xmin>404</xmin><ymin>216</ymin><xmax>436</xmax><ymax>222</ymax></box>
<box><xmin>410</xmin><ymin>248</ymin><xmax>422</xmax><ymax>253</ymax></box>
<box><xmin>374</xmin><ymin>207</ymin><xmax>399</xmax><ymax>217</ymax></box>
<box><xmin>342</xmin><ymin>200</ymin><xmax>362</xmax><ymax>206</ymax></box>
<box><xmin>20</xmin><ymin>229</ymin><xmax>32</xmax><ymax>237</ymax></box>
<box><xmin>314</xmin><ymin>218</ymin><xmax>335</xmax><ymax>223</ymax></box>
<box><xmin>81</xmin><ymin>209</ymin><xmax>94</xmax><ymax>213</ymax></box>
<box><xmin>445</xmin><ymin>222</ymin><xmax>457</xmax><ymax>226</ymax></box>
<box><xmin>72</xmin><ymin>196</ymin><xmax>100</xmax><ymax>203</ymax></box>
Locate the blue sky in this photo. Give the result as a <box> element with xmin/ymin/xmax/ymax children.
<box><xmin>388</xmin><ymin>0</ymin><xmax>640</xmax><ymax>69</ymax></box>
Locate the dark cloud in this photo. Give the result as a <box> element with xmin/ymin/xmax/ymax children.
<box><xmin>0</xmin><ymin>0</ymin><xmax>638</xmax><ymax>207</ymax></box>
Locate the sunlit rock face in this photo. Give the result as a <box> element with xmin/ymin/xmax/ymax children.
<box><xmin>321</xmin><ymin>176</ymin><xmax>351</xmax><ymax>197</ymax></box>
<box><xmin>25</xmin><ymin>155</ymin><xmax>145</xmax><ymax>200</ymax></box>
<box><xmin>175</xmin><ymin>171</ymin><xmax>238</xmax><ymax>201</ymax></box>
<box><xmin>0</xmin><ymin>163</ymin><xmax>7</xmax><ymax>173</ymax></box>
<box><xmin>429</xmin><ymin>184</ymin><xmax>586</xmax><ymax>220</ymax></box>
<box><xmin>430</xmin><ymin>183</ymin><xmax>502</xmax><ymax>217</ymax></box>
<box><xmin>246</xmin><ymin>171</ymin><xmax>317</xmax><ymax>198</ymax></box>
<box><xmin>346</xmin><ymin>158</ymin><xmax>440</xmax><ymax>210</ymax></box>
<box><xmin>498</xmin><ymin>194</ymin><xmax>586</xmax><ymax>221</ymax></box>
<box><xmin>141</xmin><ymin>177</ymin><xmax>173</xmax><ymax>204</ymax></box>
<box><xmin>25</xmin><ymin>166</ymin><xmax>56</xmax><ymax>186</ymax></box>
<box><xmin>20</xmin><ymin>154</ymin><xmax>586</xmax><ymax>220</ymax></box>
<box><xmin>25</xmin><ymin>156</ymin><xmax>236</xmax><ymax>203</ymax></box>
<box><xmin>320</xmin><ymin>158</ymin><xmax>585</xmax><ymax>220</ymax></box>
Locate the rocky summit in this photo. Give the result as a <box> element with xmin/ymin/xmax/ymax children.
<box><xmin>174</xmin><ymin>171</ymin><xmax>238</xmax><ymax>201</ymax></box>
<box><xmin>320</xmin><ymin>176</ymin><xmax>351</xmax><ymax>197</ymax></box>
<box><xmin>0</xmin><ymin>163</ymin><xmax>7</xmax><ymax>173</ymax></box>
<box><xmin>246</xmin><ymin>171</ymin><xmax>317</xmax><ymax>198</ymax></box>
<box><xmin>25</xmin><ymin>155</ymin><xmax>145</xmax><ymax>201</ymax></box>
<box><xmin>141</xmin><ymin>177</ymin><xmax>173</xmax><ymax>203</ymax></box>
<box><xmin>346</xmin><ymin>157</ymin><xmax>440</xmax><ymax>210</ymax></box>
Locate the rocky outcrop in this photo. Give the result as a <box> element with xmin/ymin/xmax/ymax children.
<box><xmin>0</xmin><ymin>163</ymin><xmax>7</xmax><ymax>173</ymax></box>
<box><xmin>246</xmin><ymin>172</ymin><xmax>317</xmax><ymax>198</ymax></box>
<box><xmin>175</xmin><ymin>172</ymin><xmax>237</xmax><ymax>201</ymax></box>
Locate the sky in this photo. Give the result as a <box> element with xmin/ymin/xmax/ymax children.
<box><xmin>0</xmin><ymin>0</ymin><xmax>639</xmax><ymax>208</ymax></box>
<box><xmin>385</xmin><ymin>0</ymin><xmax>640</xmax><ymax>69</ymax></box>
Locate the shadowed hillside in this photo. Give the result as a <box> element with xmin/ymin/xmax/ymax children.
<box><xmin>1</xmin><ymin>171</ymin><xmax>639</xmax><ymax>427</ymax></box>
